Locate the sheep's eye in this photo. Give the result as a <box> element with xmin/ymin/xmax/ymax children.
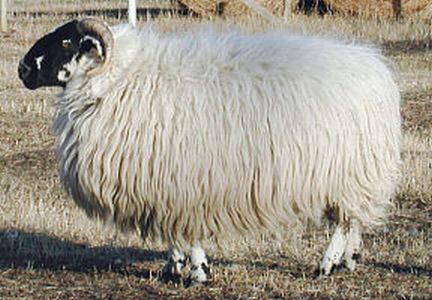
<box><xmin>62</xmin><ymin>39</ymin><xmax>73</xmax><ymax>49</ymax></box>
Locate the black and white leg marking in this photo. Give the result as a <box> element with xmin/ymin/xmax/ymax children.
<box><xmin>343</xmin><ymin>219</ymin><xmax>362</xmax><ymax>271</ymax></box>
<box><xmin>320</xmin><ymin>225</ymin><xmax>346</xmax><ymax>275</ymax></box>
<box><xmin>185</xmin><ymin>244</ymin><xmax>210</xmax><ymax>287</ymax></box>
<box><xmin>161</xmin><ymin>248</ymin><xmax>186</xmax><ymax>284</ymax></box>
<box><xmin>319</xmin><ymin>219</ymin><xmax>363</xmax><ymax>276</ymax></box>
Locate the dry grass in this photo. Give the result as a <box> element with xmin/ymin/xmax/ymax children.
<box><xmin>325</xmin><ymin>0</ymin><xmax>431</xmax><ymax>19</ymax></box>
<box><xmin>173</xmin><ymin>0</ymin><xmax>432</xmax><ymax>19</ymax></box>
<box><xmin>0</xmin><ymin>1</ymin><xmax>431</xmax><ymax>299</ymax></box>
<box><xmin>178</xmin><ymin>0</ymin><xmax>295</xmax><ymax>17</ymax></box>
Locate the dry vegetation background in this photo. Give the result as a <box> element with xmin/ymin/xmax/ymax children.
<box><xmin>0</xmin><ymin>0</ymin><xmax>431</xmax><ymax>299</ymax></box>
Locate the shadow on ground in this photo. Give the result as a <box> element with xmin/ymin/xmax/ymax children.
<box><xmin>248</xmin><ymin>256</ymin><xmax>432</xmax><ymax>279</ymax></box>
<box><xmin>369</xmin><ymin>259</ymin><xmax>432</xmax><ymax>277</ymax></box>
<box><xmin>0</xmin><ymin>230</ymin><xmax>166</xmax><ymax>278</ymax></box>
<box><xmin>1</xmin><ymin>224</ymin><xmax>431</xmax><ymax>280</ymax></box>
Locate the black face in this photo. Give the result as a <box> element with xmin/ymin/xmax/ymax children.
<box><xmin>18</xmin><ymin>19</ymin><xmax>104</xmax><ymax>90</ymax></box>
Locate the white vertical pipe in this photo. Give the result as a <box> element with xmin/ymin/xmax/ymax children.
<box><xmin>128</xmin><ymin>0</ymin><xmax>136</xmax><ymax>27</ymax></box>
<box><xmin>241</xmin><ymin>0</ymin><xmax>279</xmax><ymax>23</ymax></box>
<box><xmin>1</xmin><ymin>0</ymin><xmax>7</xmax><ymax>32</ymax></box>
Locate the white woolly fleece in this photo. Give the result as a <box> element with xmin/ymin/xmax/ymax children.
<box><xmin>53</xmin><ymin>24</ymin><xmax>401</xmax><ymax>248</ymax></box>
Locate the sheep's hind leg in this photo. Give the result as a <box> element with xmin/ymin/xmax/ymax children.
<box><xmin>185</xmin><ymin>243</ymin><xmax>210</xmax><ymax>287</ymax></box>
<box><xmin>319</xmin><ymin>225</ymin><xmax>347</xmax><ymax>276</ymax></box>
<box><xmin>343</xmin><ymin>219</ymin><xmax>362</xmax><ymax>271</ymax></box>
<box><xmin>161</xmin><ymin>247</ymin><xmax>186</xmax><ymax>284</ymax></box>
<box><xmin>319</xmin><ymin>219</ymin><xmax>362</xmax><ymax>276</ymax></box>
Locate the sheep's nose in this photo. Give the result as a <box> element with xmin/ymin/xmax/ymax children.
<box><xmin>18</xmin><ymin>60</ymin><xmax>32</xmax><ymax>80</ymax></box>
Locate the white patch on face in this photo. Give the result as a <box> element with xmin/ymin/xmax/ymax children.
<box><xmin>57</xmin><ymin>70</ymin><xmax>69</xmax><ymax>82</ymax></box>
<box><xmin>57</xmin><ymin>54</ymin><xmax>78</xmax><ymax>83</ymax></box>
<box><xmin>62</xmin><ymin>39</ymin><xmax>72</xmax><ymax>48</ymax></box>
<box><xmin>35</xmin><ymin>55</ymin><xmax>44</xmax><ymax>70</ymax></box>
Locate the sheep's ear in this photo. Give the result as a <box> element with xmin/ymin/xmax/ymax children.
<box><xmin>76</xmin><ymin>18</ymin><xmax>113</xmax><ymax>75</ymax></box>
<box><xmin>79</xmin><ymin>35</ymin><xmax>106</xmax><ymax>64</ymax></box>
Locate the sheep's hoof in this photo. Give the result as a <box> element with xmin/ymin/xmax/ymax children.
<box><xmin>185</xmin><ymin>263</ymin><xmax>210</xmax><ymax>288</ymax></box>
<box><xmin>316</xmin><ymin>253</ymin><xmax>362</xmax><ymax>278</ymax></box>
<box><xmin>318</xmin><ymin>255</ymin><xmax>342</xmax><ymax>277</ymax></box>
<box><xmin>315</xmin><ymin>263</ymin><xmax>344</xmax><ymax>278</ymax></box>
<box><xmin>344</xmin><ymin>253</ymin><xmax>362</xmax><ymax>272</ymax></box>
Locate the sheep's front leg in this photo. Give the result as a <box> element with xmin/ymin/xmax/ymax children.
<box><xmin>185</xmin><ymin>243</ymin><xmax>210</xmax><ymax>287</ymax></box>
<box><xmin>161</xmin><ymin>247</ymin><xmax>186</xmax><ymax>284</ymax></box>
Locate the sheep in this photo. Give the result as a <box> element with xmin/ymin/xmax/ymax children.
<box><xmin>18</xmin><ymin>17</ymin><xmax>401</xmax><ymax>286</ymax></box>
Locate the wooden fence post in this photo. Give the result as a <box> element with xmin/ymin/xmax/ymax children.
<box><xmin>392</xmin><ymin>0</ymin><xmax>402</xmax><ymax>19</ymax></box>
<box><xmin>1</xmin><ymin>0</ymin><xmax>7</xmax><ymax>32</ymax></box>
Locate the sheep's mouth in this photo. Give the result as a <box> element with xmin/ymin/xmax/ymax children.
<box><xmin>19</xmin><ymin>74</ymin><xmax>46</xmax><ymax>90</ymax></box>
<box><xmin>21</xmin><ymin>79</ymin><xmax>40</xmax><ymax>90</ymax></box>
<box><xmin>18</xmin><ymin>61</ymin><xmax>39</xmax><ymax>90</ymax></box>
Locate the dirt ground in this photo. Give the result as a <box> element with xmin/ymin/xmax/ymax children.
<box><xmin>0</xmin><ymin>1</ymin><xmax>431</xmax><ymax>299</ymax></box>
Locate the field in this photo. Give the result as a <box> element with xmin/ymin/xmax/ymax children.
<box><xmin>1</xmin><ymin>1</ymin><xmax>431</xmax><ymax>299</ymax></box>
